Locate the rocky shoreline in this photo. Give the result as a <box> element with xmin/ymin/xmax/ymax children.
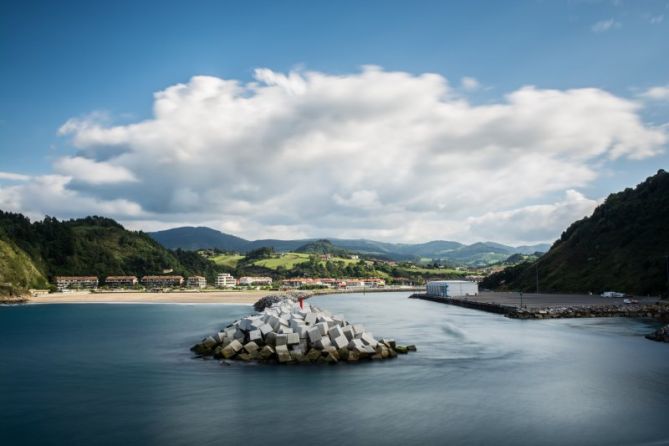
<box><xmin>508</xmin><ymin>303</ymin><xmax>669</xmax><ymax>321</ymax></box>
<box><xmin>645</xmin><ymin>325</ymin><xmax>669</xmax><ymax>343</ymax></box>
<box><xmin>191</xmin><ymin>298</ymin><xmax>416</xmax><ymax>364</ymax></box>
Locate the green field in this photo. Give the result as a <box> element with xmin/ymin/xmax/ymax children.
<box><xmin>253</xmin><ymin>253</ymin><xmax>311</xmax><ymax>270</ymax></box>
<box><xmin>210</xmin><ymin>253</ymin><xmax>245</xmax><ymax>268</ymax></box>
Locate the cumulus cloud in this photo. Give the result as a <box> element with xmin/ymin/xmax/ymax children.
<box><xmin>2</xmin><ymin>67</ymin><xmax>666</xmax><ymax>243</ymax></box>
<box><xmin>0</xmin><ymin>172</ymin><xmax>30</xmax><ymax>181</ymax></box>
<box><xmin>591</xmin><ymin>19</ymin><xmax>621</xmax><ymax>32</ymax></box>
<box><xmin>639</xmin><ymin>85</ymin><xmax>669</xmax><ymax>101</ymax></box>
<box><xmin>467</xmin><ymin>190</ymin><xmax>600</xmax><ymax>245</ymax></box>
<box><xmin>54</xmin><ymin>156</ymin><xmax>138</xmax><ymax>184</ymax></box>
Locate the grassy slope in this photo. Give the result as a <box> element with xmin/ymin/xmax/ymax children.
<box><xmin>0</xmin><ymin>238</ymin><xmax>48</xmax><ymax>292</ymax></box>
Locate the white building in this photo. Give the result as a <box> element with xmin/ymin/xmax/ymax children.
<box><xmin>239</xmin><ymin>276</ymin><xmax>273</xmax><ymax>286</ymax></box>
<box><xmin>426</xmin><ymin>280</ymin><xmax>478</xmax><ymax>297</ymax></box>
<box><xmin>187</xmin><ymin>276</ymin><xmax>207</xmax><ymax>289</ymax></box>
<box><xmin>216</xmin><ymin>273</ymin><xmax>236</xmax><ymax>288</ymax></box>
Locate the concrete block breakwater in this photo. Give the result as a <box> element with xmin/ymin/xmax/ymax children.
<box><xmin>409</xmin><ymin>293</ymin><xmax>669</xmax><ymax>322</ymax></box>
<box><xmin>191</xmin><ymin>298</ymin><xmax>416</xmax><ymax>364</ymax></box>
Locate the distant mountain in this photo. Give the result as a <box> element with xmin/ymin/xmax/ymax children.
<box><xmin>295</xmin><ymin>239</ymin><xmax>351</xmax><ymax>256</ymax></box>
<box><xmin>148</xmin><ymin>228</ymin><xmax>550</xmax><ymax>266</ymax></box>
<box><xmin>149</xmin><ymin>226</ymin><xmax>250</xmax><ymax>251</ymax></box>
<box><xmin>482</xmin><ymin>170</ymin><xmax>669</xmax><ymax>295</ymax></box>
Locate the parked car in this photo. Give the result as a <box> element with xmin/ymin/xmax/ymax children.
<box><xmin>601</xmin><ymin>291</ymin><xmax>625</xmax><ymax>298</ymax></box>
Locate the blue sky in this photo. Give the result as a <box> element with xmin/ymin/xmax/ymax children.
<box><xmin>0</xmin><ymin>0</ymin><xmax>667</xmax><ymax>243</ymax></box>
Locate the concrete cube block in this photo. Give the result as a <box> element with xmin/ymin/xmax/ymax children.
<box><xmin>304</xmin><ymin>313</ymin><xmax>317</xmax><ymax>325</ymax></box>
<box><xmin>314</xmin><ymin>337</ymin><xmax>332</xmax><ymax>349</ymax></box>
<box><xmin>342</xmin><ymin>325</ymin><xmax>354</xmax><ymax>341</ymax></box>
<box><xmin>265</xmin><ymin>332</ymin><xmax>277</xmax><ymax>346</ymax></box>
<box><xmin>308</xmin><ymin>326</ymin><xmax>322</xmax><ymax>342</ymax></box>
<box><xmin>228</xmin><ymin>339</ymin><xmax>243</xmax><ymax>352</ymax></box>
<box><xmin>244</xmin><ymin>341</ymin><xmax>259</xmax><ymax>353</ymax></box>
<box><xmin>224</xmin><ymin>327</ymin><xmax>236</xmax><ymax>339</ymax></box>
<box><xmin>361</xmin><ymin>333</ymin><xmax>378</xmax><ymax>348</ymax></box>
<box><xmin>276</xmin><ymin>334</ymin><xmax>288</xmax><ymax>346</ymax></box>
<box><xmin>332</xmin><ymin>335</ymin><xmax>348</xmax><ymax>349</ymax></box>
<box><xmin>275</xmin><ymin>345</ymin><xmax>291</xmax><ymax>363</ymax></box>
<box><xmin>249</xmin><ymin>329</ymin><xmax>262</xmax><ymax>343</ymax></box>
<box><xmin>278</xmin><ymin>326</ymin><xmax>294</xmax><ymax>334</ymax></box>
<box><xmin>296</xmin><ymin>326</ymin><xmax>309</xmax><ymax>339</ymax></box>
<box><xmin>259</xmin><ymin>345</ymin><xmax>275</xmax><ymax>359</ymax></box>
<box><xmin>348</xmin><ymin>339</ymin><xmax>365</xmax><ymax>352</ymax></box>
<box><xmin>286</xmin><ymin>333</ymin><xmax>300</xmax><ymax>345</ymax></box>
<box><xmin>328</xmin><ymin>325</ymin><xmax>344</xmax><ymax>340</ymax></box>
<box><xmin>259</xmin><ymin>324</ymin><xmax>273</xmax><ymax>336</ymax></box>
<box><xmin>316</xmin><ymin>322</ymin><xmax>328</xmax><ymax>336</ymax></box>
<box><xmin>203</xmin><ymin>336</ymin><xmax>217</xmax><ymax>348</ymax></box>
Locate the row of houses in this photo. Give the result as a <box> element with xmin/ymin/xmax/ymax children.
<box><xmin>53</xmin><ymin>274</ymin><xmax>275</xmax><ymax>291</ymax></box>
<box><xmin>281</xmin><ymin>277</ymin><xmax>387</xmax><ymax>289</ymax></box>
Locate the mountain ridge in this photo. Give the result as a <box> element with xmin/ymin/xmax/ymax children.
<box><xmin>148</xmin><ymin>227</ymin><xmax>550</xmax><ymax>266</ymax></box>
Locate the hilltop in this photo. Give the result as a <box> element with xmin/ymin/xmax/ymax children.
<box><xmin>482</xmin><ymin>170</ymin><xmax>669</xmax><ymax>296</ymax></box>
<box><xmin>0</xmin><ymin>212</ymin><xmax>223</xmax><ymax>292</ymax></box>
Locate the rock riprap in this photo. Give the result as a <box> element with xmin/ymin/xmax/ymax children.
<box><xmin>191</xmin><ymin>299</ymin><xmax>416</xmax><ymax>364</ymax></box>
<box><xmin>645</xmin><ymin>324</ymin><xmax>669</xmax><ymax>343</ymax></box>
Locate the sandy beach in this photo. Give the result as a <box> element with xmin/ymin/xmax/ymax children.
<box><xmin>28</xmin><ymin>290</ymin><xmax>278</xmax><ymax>304</ymax></box>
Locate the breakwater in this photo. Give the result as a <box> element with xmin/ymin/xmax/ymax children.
<box><xmin>410</xmin><ymin>293</ymin><xmax>669</xmax><ymax>322</ymax></box>
<box><xmin>191</xmin><ymin>298</ymin><xmax>416</xmax><ymax>364</ymax></box>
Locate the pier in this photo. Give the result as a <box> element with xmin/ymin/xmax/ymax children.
<box><xmin>410</xmin><ymin>292</ymin><xmax>669</xmax><ymax>322</ymax></box>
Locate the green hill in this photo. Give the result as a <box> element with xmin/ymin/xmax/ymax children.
<box><xmin>0</xmin><ymin>211</ymin><xmax>223</xmax><ymax>287</ymax></box>
<box><xmin>0</xmin><ymin>237</ymin><xmax>48</xmax><ymax>295</ymax></box>
<box><xmin>482</xmin><ymin>170</ymin><xmax>669</xmax><ymax>296</ymax></box>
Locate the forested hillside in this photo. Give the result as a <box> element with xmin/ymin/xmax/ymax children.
<box><xmin>0</xmin><ymin>212</ymin><xmax>223</xmax><ymax>293</ymax></box>
<box><xmin>482</xmin><ymin>170</ymin><xmax>669</xmax><ymax>296</ymax></box>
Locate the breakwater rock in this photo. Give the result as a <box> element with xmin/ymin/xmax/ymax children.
<box><xmin>191</xmin><ymin>299</ymin><xmax>416</xmax><ymax>364</ymax></box>
<box><xmin>645</xmin><ymin>325</ymin><xmax>669</xmax><ymax>343</ymax></box>
<box><xmin>508</xmin><ymin>303</ymin><xmax>669</xmax><ymax>321</ymax></box>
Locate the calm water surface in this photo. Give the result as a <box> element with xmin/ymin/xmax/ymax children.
<box><xmin>1</xmin><ymin>292</ymin><xmax>668</xmax><ymax>446</ymax></box>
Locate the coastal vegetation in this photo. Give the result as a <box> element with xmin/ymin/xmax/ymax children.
<box><xmin>0</xmin><ymin>212</ymin><xmax>226</xmax><ymax>293</ymax></box>
<box><xmin>482</xmin><ymin>170</ymin><xmax>669</xmax><ymax>296</ymax></box>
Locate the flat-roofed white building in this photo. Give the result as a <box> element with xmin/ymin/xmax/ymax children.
<box><xmin>187</xmin><ymin>276</ymin><xmax>207</xmax><ymax>289</ymax></box>
<box><xmin>238</xmin><ymin>276</ymin><xmax>272</xmax><ymax>286</ymax></box>
<box><xmin>216</xmin><ymin>273</ymin><xmax>236</xmax><ymax>288</ymax></box>
<box><xmin>426</xmin><ymin>280</ymin><xmax>478</xmax><ymax>297</ymax></box>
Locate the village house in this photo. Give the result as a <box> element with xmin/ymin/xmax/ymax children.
<box><xmin>238</xmin><ymin>276</ymin><xmax>272</xmax><ymax>286</ymax></box>
<box><xmin>216</xmin><ymin>273</ymin><xmax>236</xmax><ymax>288</ymax></box>
<box><xmin>104</xmin><ymin>276</ymin><xmax>138</xmax><ymax>288</ymax></box>
<box><xmin>141</xmin><ymin>275</ymin><xmax>184</xmax><ymax>288</ymax></box>
<box><xmin>54</xmin><ymin>276</ymin><xmax>99</xmax><ymax>292</ymax></box>
<box><xmin>187</xmin><ymin>276</ymin><xmax>207</xmax><ymax>289</ymax></box>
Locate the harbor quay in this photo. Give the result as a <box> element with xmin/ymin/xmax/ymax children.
<box><xmin>410</xmin><ymin>291</ymin><xmax>669</xmax><ymax>322</ymax></box>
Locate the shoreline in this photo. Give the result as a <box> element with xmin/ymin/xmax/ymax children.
<box><xmin>22</xmin><ymin>287</ymin><xmax>423</xmax><ymax>305</ymax></box>
<box><xmin>27</xmin><ymin>290</ymin><xmax>275</xmax><ymax>305</ymax></box>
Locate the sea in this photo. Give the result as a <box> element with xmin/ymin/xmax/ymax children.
<box><xmin>1</xmin><ymin>292</ymin><xmax>668</xmax><ymax>446</ymax></box>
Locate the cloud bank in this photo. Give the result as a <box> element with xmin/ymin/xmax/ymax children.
<box><xmin>1</xmin><ymin>67</ymin><xmax>666</xmax><ymax>243</ymax></box>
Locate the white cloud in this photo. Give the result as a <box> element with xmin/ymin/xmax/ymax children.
<box><xmin>639</xmin><ymin>85</ymin><xmax>669</xmax><ymax>101</ymax></box>
<box><xmin>460</xmin><ymin>76</ymin><xmax>480</xmax><ymax>91</ymax></box>
<box><xmin>3</xmin><ymin>67</ymin><xmax>666</xmax><ymax>243</ymax></box>
<box><xmin>591</xmin><ymin>19</ymin><xmax>621</xmax><ymax>32</ymax></box>
<box><xmin>0</xmin><ymin>172</ymin><xmax>30</xmax><ymax>181</ymax></box>
<box><xmin>649</xmin><ymin>15</ymin><xmax>664</xmax><ymax>24</ymax></box>
<box><xmin>54</xmin><ymin>156</ymin><xmax>138</xmax><ymax>184</ymax></box>
<box><xmin>467</xmin><ymin>190</ymin><xmax>600</xmax><ymax>245</ymax></box>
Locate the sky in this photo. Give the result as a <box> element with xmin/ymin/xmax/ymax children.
<box><xmin>0</xmin><ymin>0</ymin><xmax>668</xmax><ymax>245</ymax></box>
